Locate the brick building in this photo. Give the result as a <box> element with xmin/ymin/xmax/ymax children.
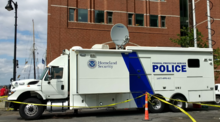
<box><xmin>47</xmin><ymin>0</ymin><xmax>182</xmax><ymax>62</ymax></box>
<box><xmin>193</xmin><ymin>0</ymin><xmax>220</xmax><ymax>83</ymax></box>
<box><xmin>47</xmin><ymin>0</ymin><xmax>220</xmax><ymax>82</ymax></box>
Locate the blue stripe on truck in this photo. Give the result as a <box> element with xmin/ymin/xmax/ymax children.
<box><xmin>122</xmin><ymin>52</ymin><xmax>154</xmax><ymax>108</ymax></box>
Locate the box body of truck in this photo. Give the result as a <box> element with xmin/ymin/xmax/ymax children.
<box><xmin>67</xmin><ymin>46</ymin><xmax>215</xmax><ymax>109</ymax></box>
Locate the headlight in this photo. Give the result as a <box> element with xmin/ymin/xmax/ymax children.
<box><xmin>9</xmin><ymin>90</ymin><xmax>16</xmax><ymax>96</ymax></box>
<box><xmin>19</xmin><ymin>82</ymin><xmax>25</xmax><ymax>85</ymax></box>
<box><xmin>14</xmin><ymin>82</ymin><xmax>18</xmax><ymax>87</ymax></box>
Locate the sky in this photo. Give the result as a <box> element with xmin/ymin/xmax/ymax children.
<box><xmin>0</xmin><ymin>0</ymin><xmax>47</xmax><ymax>85</ymax></box>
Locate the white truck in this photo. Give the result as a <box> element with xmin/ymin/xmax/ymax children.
<box><xmin>8</xmin><ymin>45</ymin><xmax>216</xmax><ymax>120</ymax></box>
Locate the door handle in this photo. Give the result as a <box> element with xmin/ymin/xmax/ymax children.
<box><xmin>57</xmin><ymin>81</ymin><xmax>63</xmax><ymax>82</ymax></box>
<box><xmin>61</xmin><ymin>85</ymin><xmax>64</xmax><ymax>90</ymax></box>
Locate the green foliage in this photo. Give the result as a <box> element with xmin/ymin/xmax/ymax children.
<box><xmin>170</xmin><ymin>27</ymin><xmax>208</xmax><ymax>48</ymax></box>
<box><xmin>170</xmin><ymin>27</ymin><xmax>220</xmax><ymax>81</ymax></box>
<box><xmin>213</xmin><ymin>48</ymin><xmax>220</xmax><ymax>80</ymax></box>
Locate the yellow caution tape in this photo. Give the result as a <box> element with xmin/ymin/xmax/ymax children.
<box><xmin>0</xmin><ymin>96</ymin><xmax>8</xmax><ymax>99</ymax></box>
<box><xmin>1</xmin><ymin>93</ymin><xmax>211</xmax><ymax>122</ymax></box>
<box><xmin>152</xmin><ymin>94</ymin><xmax>220</xmax><ymax>108</ymax></box>
<box><xmin>1</xmin><ymin>93</ymin><xmax>196</xmax><ymax>122</ymax></box>
<box><xmin>0</xmin><ymin>94</ymin><xmax>146</xmax><ymax>108</ymax></box>
<box><xmin>151</xmin><ymin>93</ymin><xmax>196</xmax><ymax>122</ymax></box>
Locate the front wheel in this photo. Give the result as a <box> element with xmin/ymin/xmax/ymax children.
<box><xmin>148</xmin><ymin>97</ymin><xmax>165</xmax><ymax>113</ymax></box>
<box><xmin>169</xmin><ymin>96</ymin><xmax>186</xmax><ymax>112</ymax></box>
<box><xmin>19</xmin><ymin>98</ymin><xmax>44</xmax><ymax>120</ymax></box>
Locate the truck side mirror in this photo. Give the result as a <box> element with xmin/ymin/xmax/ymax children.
<box><xmin>48</xmin><ymin>68</ymin><xmax>52</xmax><ymax>80</ymax></box>
<box><xmin>48</xmin><ymin>75</ymin><xmax>52</xmax><ymax>84</ymax></box>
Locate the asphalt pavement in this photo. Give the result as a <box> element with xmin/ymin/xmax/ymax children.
<box><xmin>0</xmin><ymin>107</ymin><xmax>220</xmax><ymax>122</ymax></box>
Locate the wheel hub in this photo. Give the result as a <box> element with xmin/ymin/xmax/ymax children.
<box><xmin>24</xmin><ymin>104</ymin><xmax>38</xmax><ymax>117</ymax></box>
<box><xmin>151</xmin><ymin>99</ymin><xmax>162</xmax><ymax>110</ymax></box>
<box><xmin>173</xmin><ymin>99</ymin><xmax>183</xmax><ymax>108</ymax></box>
<box><xmin>216</xmin><ymin>96</ymin><xmax>220</xmax><ymax>104</ymax></box>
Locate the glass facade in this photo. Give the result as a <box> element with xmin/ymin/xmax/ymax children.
<box><xmin>69</xmin><ymin>9</ymin><xmax>74</xmax><ymax>21</ymax></box>
<box><xmin>107</xmin><ymin>12</ymin><xmax>113</xmax><ymax>24</ymax></box>
<box><xmin>150</xmin><ymin>15</ymin><xmax>158</xmax><ymax>27</ymax></box>
<box><xmin>78</xmin><ymin>9</ymin><xmax>88</xmax><ymax>22</ymax></box>
<box><xmin>161</xmin><ymin>16</ymin><xmax>166</xmax><ymax>27</ymax></box>
<box><xmin>95</xmin><ymin>10</ymin><xmax>104</xmax><ymax>23</ymax></box>
<box><xmin>128</xmin><ymin>14</ymin><xmax>133</xmax><ymax>25</ymax></box>
<box><xmin>136</xmin><ymin>14</ymin><xmax>144</xmax><ymax>26</ymax></box>
<box><xmin>180</xmin><ymin>0</ymin><xmax>188</xmax><ymax>36</ymax></box>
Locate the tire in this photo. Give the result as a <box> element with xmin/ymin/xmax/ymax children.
<box><xmin>215</xmin><ymin>95</ymin><xmax>220</xmax><ymax>104</ymax></box>
<box><xmin>19</xmin><ymin>98</ymin><xmax>44</xmax><ymax>120</ymax></box>
<box><xmin>169</xmin><ymin>95</ymin><xmax>186</xmax><ymax>112</ymax></box>
<box><xmin>149</xmin><ymin>97</ymin><xmax>165</xmax><ymax>113</ymax></box>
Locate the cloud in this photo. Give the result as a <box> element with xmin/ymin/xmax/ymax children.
<box><xmin>0</xmin><ymin>58</ymin><xmax>14</xmax><ymax>85</ymax></box>
<box><xmin>0</xmin><ymin>0</ymin><xmax>47</xmax><ymax>40</ymax></box>
<box><xmin>0</xmin><ymin>0</ymin><xmax>48</xmax><ymax>85</ymax></box>
<box><xmin>0</xmin><ymin>59</ymin><xmax>13</xmax><ymax>75</ymax></box>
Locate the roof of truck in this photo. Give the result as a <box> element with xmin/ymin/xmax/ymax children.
<box><xmin>126</xmin><ymin>46</ymin><xmax>213</xmax><ymax>52</ymax></box>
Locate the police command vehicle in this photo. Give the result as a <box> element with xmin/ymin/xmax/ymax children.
<box><xmin>7</xmin><ymin>44</ymin><xmax>215</xmax><ymax>119</ymax></box>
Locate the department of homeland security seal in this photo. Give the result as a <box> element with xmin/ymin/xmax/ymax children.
<box><xmin>88</xmin><ymin>59</ymin><xmax>97</xmax><ymax>69</ymax></box>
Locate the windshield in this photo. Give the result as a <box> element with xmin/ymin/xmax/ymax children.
<box><xmin>39</xmin><ymin>68</ymin><xmax>48</xmax><ymax>80</ymax></box>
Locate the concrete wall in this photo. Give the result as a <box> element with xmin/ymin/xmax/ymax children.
<box><xmin>0</xmin><ymin>97</ymin><xmax>8</xmax><ymax>109</ymax></box>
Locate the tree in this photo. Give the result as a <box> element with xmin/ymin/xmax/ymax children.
<box><xmin>170</xmin><ymin>27</ymin><xmax>220</xmax><ymax>81</ymax></box>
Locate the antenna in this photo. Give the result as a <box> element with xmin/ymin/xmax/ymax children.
<box><xmin>110</xmin><ymin>23</ymin><xmax>130</xmax><ymax>49</ymax></box>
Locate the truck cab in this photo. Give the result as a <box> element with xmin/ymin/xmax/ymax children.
<box><xmin>8</xmin><ymin>49</ymin><xmax>70</xmax><ymax>120</ymax></box>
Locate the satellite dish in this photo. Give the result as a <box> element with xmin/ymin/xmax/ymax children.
<box><xmin>110</xmin><ymin>23</ymin><xmax>130</xmax><ymax>49</ymax></box>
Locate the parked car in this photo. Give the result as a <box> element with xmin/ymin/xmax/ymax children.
<box><xmin>215</xmin><ymin>84</ymin><xmax>220</xmax><ymax>104</ymax></box>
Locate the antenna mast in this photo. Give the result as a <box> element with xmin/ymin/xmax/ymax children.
<box><xmin>32</xmin><ymin>19</ymin><xmax>36</xmax><ymax>79</ymax></box>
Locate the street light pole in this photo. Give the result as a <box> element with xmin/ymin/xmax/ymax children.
<box><xmin>5</xmin><ymin>0</ymin><xmax>18</xmax><ymax>81</ymax></box>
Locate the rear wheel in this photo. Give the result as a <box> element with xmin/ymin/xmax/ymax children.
<box><xmin>169</xmin><ymin>95</ymin><xmax>186</xmax><ymax>112</ymax></box>
<box><xmin>19</xmin><ymin>98</ymin><xmax>44</xmax><ymax>120</ymax></box>
<box><xmin>148</xmin><ymin>97</ymin><xmax>165</xmax><ymax>113</ymax></box>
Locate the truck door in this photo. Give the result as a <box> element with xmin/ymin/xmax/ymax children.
<box><xmin>42</xmin><ymin>66</ymin><xmax>68</xmax><ymax>99</ymax></box>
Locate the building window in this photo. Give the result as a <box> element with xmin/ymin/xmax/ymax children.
<box><xmin>150</xmin><ymin>15</ymin><xmax>158</xmax><ymax>27</ymax></box>
<box><xmin>180</xmin><ymin>0</ymin><xmax>189</xmax><ymax>36</ymax></box>
<box><xmin>188</xmin><ymin>59</ymin><xmax>200</xmax><ymax>68</ymax></box>
<box><xmin>78</xmin><ymin>9</ymin><xmax>88</xmax><ymax>22</ymax></box>
<box><xmin>135</xmin><ymin>14</ymin><xmax>144</xmax><ymax>26</ymax></box>
<box><xmin>95</xmin><ymin>10</ymin><xmax>104</xmax><ymax>23</ymax></box>
<box><xmin>161</xmin><ymin>16</ymin><xmax>166</xmax><ymax>27</ymax></box>
<box><xmin>69</xmin><ymin>9</ymin><xmax>75</xmax><ymax>21</ymax></box>
<box><xmin>128</xmin><ymin>14</ymin><xmax>133</xmax><ymax>25</ymax></box>
<box><xmin>107</xmin><ymin>12</ymin><xmax>113</xmax><ymax>24</ymax></box>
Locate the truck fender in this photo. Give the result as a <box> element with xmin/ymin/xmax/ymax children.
<box><xmin>34</xmin><ymin>91</ymin><xmax>46</xmax><ymax>100</ymax></box>
<box><xmin>15</xmin><ymin>91</ymin><xmax>46</xmax><ymax>102</ymax></box>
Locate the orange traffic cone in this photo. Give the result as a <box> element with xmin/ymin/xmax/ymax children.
<box><xmin>143</xmin><ymin>92</ymin><xmax>151</xmax><ymax>121</ymax></box>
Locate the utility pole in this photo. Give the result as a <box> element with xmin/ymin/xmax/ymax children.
<box><xmin>5</xmin><ymin>0</ymin><xmax>18</xmax><ymax>81</ymax></box>
<box><xmin>32</xmin><ymin>19</ymin><xmax>36</xmax><ymax>79</ymax></box>
<box><xmin>207</xmin><ymin>0</ymin><xmax>212</xmax><ymax>48</ymax></box>
<box><xmin>192</xmin><ymin>0</ymin><xmax>197</xmax><ymax>47</ymax></box>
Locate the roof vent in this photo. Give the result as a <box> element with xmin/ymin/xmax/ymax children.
<box><xmin>91</xmin><ymin>44</ymin><xmax>109</xmax><ymax>49</ymax></box>
<box><xmin>71</xmin><ymin>46</ymin><xmax>83</xmax><ymax>50</ymax></box>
